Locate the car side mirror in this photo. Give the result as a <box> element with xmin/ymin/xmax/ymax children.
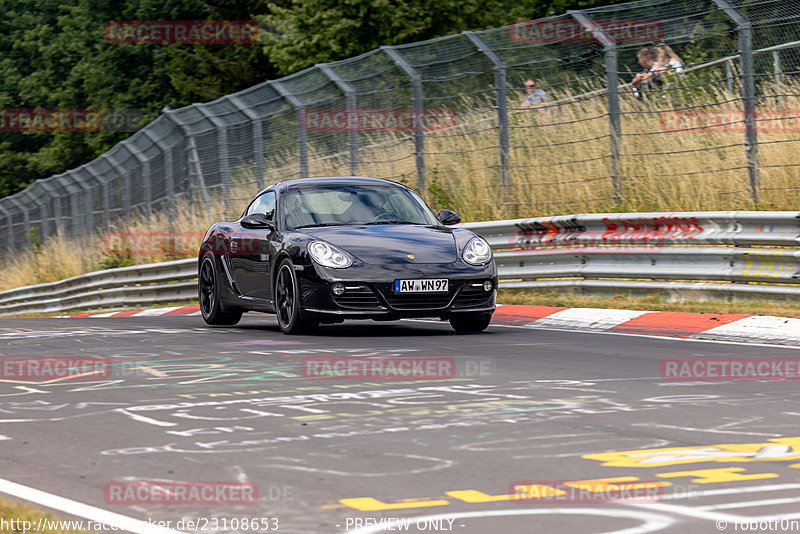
<box><xmin>437</xmin><ymin>209</ymin><xmax>461</xmax><ymax>226</ymax></box>
<box><xmin>241</xmin><ymin>213</ymin><xmax>274</xmax><ymax>229</ymax></box>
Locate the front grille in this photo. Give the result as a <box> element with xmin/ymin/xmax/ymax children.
<box><xmin>380</xmin><ymin>285</ymin><xmax>457</xmax><ymax>310</ymax></box>
<box><xmin>332</xmin><ymin>284</ymin><xmax>384</xmax><ymax>310</ymax></box>
<box><xmin>453</xmin><ymin>282</ymin><xmax>493</xmax><ymax>308</ymax></box>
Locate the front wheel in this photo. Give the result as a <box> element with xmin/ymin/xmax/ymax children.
<box><xmin>449</xmin><ymin>312</ymin><xmax>492</xmax><ymax>334</ymax></box>
<box><xmin>274</xmin><ymin>259</ymin><xmax>318</xmax><ymax>335</ymax></box>
<box><xmin>199</xmin><ymin>256</ymin><xmax>242</xmax><ymax>326</ymax></box>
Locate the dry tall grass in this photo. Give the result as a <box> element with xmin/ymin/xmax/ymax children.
<box><xmin>2</xmin><ymin>73</ymin><xmax>799</xmax><ymax>291</ymax></box>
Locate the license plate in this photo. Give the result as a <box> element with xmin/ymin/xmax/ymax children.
<box><xmin>394</xmin><ymin>279</ymin><xmax>449</xmax><ymax>293</ymax></box>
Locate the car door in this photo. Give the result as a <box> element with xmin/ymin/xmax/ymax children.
<box><xmin>229</xmin><ymin>191</ymin><xmax>276</xmax><ymax>300</ymax></box>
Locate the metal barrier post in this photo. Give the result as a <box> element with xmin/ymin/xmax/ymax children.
<box><xmin>713</xmin><ymin>0</ymin><xmax>761</xmax><ymax>204</ymax></box>
<box><xmin>195</xmin><ymin>106</ymin><xmax>231</xmax><ymax>197</ymax></box>
<box><xmin>773</xmin><ymin>50</ymin><xmax>782</xmax><ymax>109</ymax></box>
<box><xmin>163</xmin><ymin>111</ymin><xmax>212</xmax><ymax>216</ymax></box>
<box><xmin>463</xmin><ymin>31</ymin><xmax>510</xmax><ymax>207</ymax></box>
<box><xmin>271</xmin><ymin>81</ymin><xmax>309</xmax><ymax>179</ymax></box>
<box><xmin>227</xmin><ymin>95</ymin><xmax>266</xmax><ymax>188</ymax></box>
<box><xmin>382</xmin><ymin>45</ymin><xmax>426</xmax><ymax>195</ymax></box>
<box><xmin>7</xmin><ymin>196</ymin><xmax>29</xmax><ymax>250</ymax></box>
<box><xmin>0</xmin><ymin>203</ymin><xmax>14</xmax><ymax>253</ymax></box>
<box><xmin>570</xmin><ymin>10</ymin><xmax>623</xmax><ymax>205</ymax></box>
<box><xmin>318</xmin><ymin>64</ymin><xmax>360</xmax><ymax>176</ymax></box>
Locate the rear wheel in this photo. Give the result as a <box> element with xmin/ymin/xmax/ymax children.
<box><xmin>199</xmin><ymin>256</ymin><xmax>242</xmax><ymax>326</ymax></box>
<box><xmin>449</xmin><ymin>312</ymin><xmax>492</xmax><ymax>333</ymax></box>
<box><xmin>275</xmin><ymin>259</ymin><xmax>318</xmax><ymax>334</ymax></box>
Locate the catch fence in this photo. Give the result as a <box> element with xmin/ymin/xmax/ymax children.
<box><xmin>2</xmin><ymin>0</ymin><xmax>800</xmax><ymax>253</ymax></box>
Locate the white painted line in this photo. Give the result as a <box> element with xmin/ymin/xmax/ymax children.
<box><xmin>187</xmin><ymin>311</ymin><xmax>202</xmax><ymax>316</ymax></box>
<box><xmin>131</xmin><ymin>307</ymin><xmax>183</xmax><ymax>317</ymax></box>
<box><xmin>0</xmin><ymin>477</ymin><xmax>185</xmax><ymax>534</ymax></box>
<box><xmin>489</xmin><ymin>322</ymin><xmax>800</xmax><ymax>350</ymax></box>
<box><xmin>88</xmin><ymin>312</ymin><xmax>121</xmax><ymax>317</ymax></box>
<box><xmin>528</xmin><ymin>307</ymin><xmax>654</xmax><ymax>331</ymax></box>
<box><xmin>700</xmin><ymin>496</ymin><xmax>800</xmax><ymax>511</ymax></box>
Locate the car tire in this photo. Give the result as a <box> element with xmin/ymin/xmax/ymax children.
<box><xmin>275</xmin><ymin>259</ymin><xmax>318</xmax><ymax>335</ymax></box>
<box><xmin>449</xmin><ymin>312</ymin><xmax>492</xmax><ymax>333</ymax></box>
<box><xmin>199</xmin><ymin>256</ymin><xmax>242</xmax><ymax>326</ymax></box>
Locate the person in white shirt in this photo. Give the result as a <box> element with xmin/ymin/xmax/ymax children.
<box><xmin>656</xmin><ymin>43</ymin><xmax>684</xmax><ymax>74</ymax></box>
<box><xmin>631</xmin><ymin>47</ymin><xmax>661</xmax><ymax>98</ymax></box>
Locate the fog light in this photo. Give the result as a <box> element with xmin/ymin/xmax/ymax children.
<box><xmin>332</xmin><ymin>283</ymin><xmax>346</xmax><ymax>296</ymax></box>
<box><xmin>483</xmin><ymin>280</ymin><xmax>493</xmax><ymax>292</ymax></box>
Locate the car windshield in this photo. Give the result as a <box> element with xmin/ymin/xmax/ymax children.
<box><xmin>281</xmin><ymin>184</ymin><xmax>440</xmax><ymax>229</ymax></box>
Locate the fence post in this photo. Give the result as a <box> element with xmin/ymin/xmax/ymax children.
<box><xmin>318</xmin><ymin>64</ymin><xmax>360</xmax><ymax>176</ymax></box>
<box><xmin>570</xmin><ymin>11</ymin><xmax>623</xmax><ymax>205</ymax></box>
<box><xmin>72</xmin><ymin>169</ymin><xmax>95</xmax><ymax>236</ymax></box>
<box><xmin>85</xmin><ymin>165</ymin><xmax>109</xmax><ymax>232</ymax></box>
<box><xmin>725</xmin><ymin>59</ymin><xmax>735</xmax><ymax>95</ymax></box>
<box><xmin>163</xmin><ymin>111</ymin><xmax>212</xmax><ymax>217</ymax></box>
<box><xmin>121</xmin><ymin>141</ymin><xmax>151</xmax><ymax>216</ymax></box>
<box><xmin>0</xmin><ymin>202</ymin><xmax>14</xmax><ymax>253</ymax></box>
<box><xmin>227</xmin><ymin>95</ymin><xmax>266</xmax><ymax>188</ymax></box>
<box><xmin>105</xmin><ymin>153</ymin><xmax>132</xmax><ymax>224</ymax></box>
<box><xmin>271</xmin><ymin>81</ymin><xmax>309</xmax><ymax>179</ymax></box>
<box><xmin>773</xmin><ymin>49</ymin><xmax>782</xmax><ymax>109</ymax></box>
<box><xmin>8</xmin><ymin>196</ymin><xmax>29</xmax><ymax>250</ymax></box>
<box><xmin>195</xmin><ymin>106</ymin><xmax>231</xmax><ymax>196</ymax></box>
<box><xmin>463</xmin><ymin>31</ymin><xmax>510</xmax><ymax>209</ymax></box>
<box><xmin>713</xmin><ymin>0</ymin><xmax>761</xmax><ymax>205</ymax></box>
<box><xmin>55</xmin><ymin>173</ymin><xmax>84</xmax><ymax>239</ymax></box>
<box><xmin>382</xmin><ymin>45</ymin><xmax>426</xmax><ymax>196</ymax></box>
<box><xmin>35</xmin><ymin>182</ymin><xmax>57</xmax><ymax>240</ymax></box>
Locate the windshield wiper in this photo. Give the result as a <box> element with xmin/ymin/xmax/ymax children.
<box><xmin>361</xmin><ymin>221</ymin><xmax>418</xmax><ymax>225</ymax></box>
<box><xmin>292</xmin><ymin>222</ymin><xmax>346</xmax><ymax>229</ymax></box>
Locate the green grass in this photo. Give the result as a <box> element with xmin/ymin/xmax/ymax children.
<box><xmin>0</xmin><ymin>498</ymin><xmax>93</xmax><ymax>534</ymax></box>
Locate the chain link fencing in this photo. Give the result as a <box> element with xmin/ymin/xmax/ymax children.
<box><xmin>2</xmin><ymin>0</ymin><xmax>800</xmax><ymax>254</ymax></box>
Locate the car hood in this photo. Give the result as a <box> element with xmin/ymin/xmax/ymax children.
<box><xmin>303</xmin><ymin>224</ymin><xmax>458</xmax><ymax>264</ymax></box>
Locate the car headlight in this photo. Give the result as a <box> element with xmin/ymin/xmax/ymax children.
<box><xmin>308</xmin><ymin>241</ymin><xmax>353</xmax><ymax>268</ymax></box>
<box><xmin>462</xmin><ymin>236</ymin><xmax>492</xmax><ymax>265</ymax></box>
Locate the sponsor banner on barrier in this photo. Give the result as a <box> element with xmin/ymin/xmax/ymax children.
<box><xmin>509</xmin><ymin>216</ymin><xmax>704</xmax><ymax>249</ymax></box>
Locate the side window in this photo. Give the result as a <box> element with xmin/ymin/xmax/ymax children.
<box><xmin>246</xmin><ymin>191</ymin><xmax>276</xmax><ymax>219</ymax></box>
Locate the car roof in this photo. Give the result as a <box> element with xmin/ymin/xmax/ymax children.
<box><xmin>258</xmin><ymin>176</ymin><xmax>411</xmax><ymax>196</ymax></box>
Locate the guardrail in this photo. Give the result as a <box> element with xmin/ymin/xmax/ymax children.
<box><xmin>1</xmin><ymin>211</ymin><xmax>798</xmax><ymax>316</ymax></box>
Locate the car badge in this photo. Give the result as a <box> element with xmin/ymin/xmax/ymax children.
<box><xmin>406</xmin><ymin>254</ymin><xmax>415</xmax><ymax>260</ymax></box>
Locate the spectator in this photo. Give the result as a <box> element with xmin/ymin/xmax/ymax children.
<box><xmin>521</xmin><ymin>78</ymin><xmax>547</xmax><ymax>108</ymax></box>
<box><xmin>630</xmin><ymin>47</ymin><xmax>661</xmax><ymax>98</ymax></box>
<box><xmin>656</xmin><ymin>43</ymin><xmax>683</xmax><ymax>74</ymax></box>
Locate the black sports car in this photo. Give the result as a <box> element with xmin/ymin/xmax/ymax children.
<box><xmin>197</xmin><ymin>176</ymin><xmax>497</xmax><ymax>334</ymax></box>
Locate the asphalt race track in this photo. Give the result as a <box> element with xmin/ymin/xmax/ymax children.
<box><xmin>2</xmin><ymin>316</ymin><xmax>800</xmax><ymax>534</ymax></box>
